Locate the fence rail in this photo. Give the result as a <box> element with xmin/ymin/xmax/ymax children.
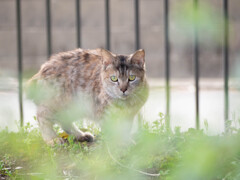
<box><xmin>223</xmin><ymin>0</ymin><xmax>229</xmax><ymax>131</ymax></box>
<box><xmin>15</xmin><ymin>0</ymin><xmax>229</xmax><ymax>131</ymax></box>
<box><xmin>194</xmin><ymin>0</ymin><xmax>200</xmax><ymax>129</ymax></box>
<box><xmin>46</xmin><ymin>0</ymin><xmax>52</xmax><ymax>57</ymax></box>
<box><xmin>105</xmin><ymin>0</ymin><xmax>111</xmax><ymax>50</ymax></box>
<box><xmin>76</xmin><ymin>0</ymin><xmax>81</xmax><ymax>48</ymax></box>
<box><xmin>16</xmin><ymin>0</ymin><xmax>23</xmax><ymax>127</ymax></box>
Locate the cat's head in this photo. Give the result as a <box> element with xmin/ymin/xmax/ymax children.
<box><xmin>100</xmin><ymin>48</ymin><xmax>146</xmax><ymax>100</ymax></box>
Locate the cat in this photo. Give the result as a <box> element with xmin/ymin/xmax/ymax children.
<box><xmin>27</xmin><ymin>48</ymin><xmax>148</xmax><ymax>145</ymax></box>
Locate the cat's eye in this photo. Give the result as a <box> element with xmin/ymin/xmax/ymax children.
<box><xmin>129</xmin><ymin>75</ymin><xmax>136</xmax><ymax>81</ymax></box>
<box><xmin>110</xmin><ymin>76</ymin><xmax>118</xmax><ymax>82</ymax></box>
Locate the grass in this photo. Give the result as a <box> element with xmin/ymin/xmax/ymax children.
<box><xmin>1</xmin><ymin>114</ymin><xmax>240</xmax><ymax>179</ymax></box>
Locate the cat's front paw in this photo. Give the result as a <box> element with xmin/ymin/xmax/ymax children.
<box><xmin>76</xmin><ymin>132</ymin><xmax>94</xmax><ymax>142</ymax></box>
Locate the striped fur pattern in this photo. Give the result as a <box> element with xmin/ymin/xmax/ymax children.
<box><xmin>28</xmin><ymin>48</ymin><xmax>148</xmax><ymax>144</ymax></box>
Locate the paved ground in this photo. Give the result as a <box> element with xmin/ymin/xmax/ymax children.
<box><xmin>0</xmin><ymin>78</ymin><xmax>239</xmax><ymax>135</ymax></box>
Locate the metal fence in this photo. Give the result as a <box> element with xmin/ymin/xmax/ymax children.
<box><xmin>15</xmin><ymin>0</ymin><xmax>230</xmax><ymax>131</ymax></box>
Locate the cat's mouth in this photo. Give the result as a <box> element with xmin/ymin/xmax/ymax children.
<box><xmin>119</xmin><ymin>93</ymin><xmax>128</xmax><ymax>99</ymax></box>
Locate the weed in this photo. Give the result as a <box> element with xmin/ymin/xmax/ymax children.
<box><xmin>0</xmin><ymin>115</ymin><xmax>240</xmax><ymax>179</ymax></box>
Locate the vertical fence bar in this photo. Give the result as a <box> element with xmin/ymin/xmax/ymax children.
<box><xmin>105</xmin><ymin>0</ymin><xmax>110</xmax><ymax>50</ymax></box>
<box><xmin>16</xmin><ymin>0</ymin><xmax>24</xmax><ymax>127</ymax></box>
<box><xmin>164</xmin><ymin>0</ymin><xmax>170</xmax><ymax>129</ymax></box>
<box><xmin>46</xmin><ymin>0</ymin><xmax>52</xmax><ymax>57</ymax></box>
<box><xmin>194</xmin><ymin>0</ymin><xmax>200</xmax><ymax>129</ymax></box>
<box><xmin>134</xmin><ymin>0</ymin><xmax>140</xmax><ymax>50</ymax></box>
<box><xmin>223</xmin><ymin>0</ymin><xmax>229</xmax><ymax>131</ymax></box>
<box><xmin>76</xmin><ymin>0</ymin><xmax>81</xmax><ymax>48</ymax></box>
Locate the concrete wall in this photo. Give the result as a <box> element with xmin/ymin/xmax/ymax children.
<box><xmin>0</xmin><ymin>0</ymin><xmax>240</xmax><ymax>78</ymax></box>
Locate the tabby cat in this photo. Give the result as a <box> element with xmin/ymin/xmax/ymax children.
<box><xmin>28</xmin><ymin>48</ymin><xmax>148</xmax><ymax>144</ymax></box>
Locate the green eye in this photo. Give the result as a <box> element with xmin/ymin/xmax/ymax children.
<box><xmin>129</xmin><ymin>75</ymin><xmax>136</xmax><ymax>81</ymax></box>
<box><xmin>110</xmin><ymin>76</ymin><xmax>118</xmax><ymax>82</ymax></box>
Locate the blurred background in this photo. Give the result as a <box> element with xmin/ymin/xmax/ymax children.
<box><xmin>0</xmin><ymin>0</ymin><xmax>239</xmax><ymax>134</ymax></box>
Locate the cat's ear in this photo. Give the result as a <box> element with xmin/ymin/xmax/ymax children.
<box><xmin>100</xmin><ymin>48</ymin><xmax>115</xmax><ymax>67</ymax></box>
<box><xmin>131</xmin><ymin>49</ymin><xmax>145</xmax><ymax>68</ymax></box>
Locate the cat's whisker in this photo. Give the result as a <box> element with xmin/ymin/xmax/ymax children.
<box><xmin>132</xmin><ymin>93</ymin><xmax>145</xmax><ymax>104</ymax></box>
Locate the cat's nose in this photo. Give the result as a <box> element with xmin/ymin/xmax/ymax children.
<box><xmin>120</xmin><ymin>87</ymin><xmax>127</xmax><ymax>93</ymax></box>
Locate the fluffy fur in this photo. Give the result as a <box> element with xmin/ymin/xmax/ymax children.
<box><xmin>28</xmin><ymin>48</ymin><xmax>148</xmax><ymax>144</ymax></box>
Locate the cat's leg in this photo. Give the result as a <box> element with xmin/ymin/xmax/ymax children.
<box><xmin>37</xmin><ymin>106</ymin><xmax>64</xmax><ymax>145</ymax></box>
<box><xmin>60</xmin><ymin>122</ymin><xmax>94</xmax><ymax>142</ymax></box>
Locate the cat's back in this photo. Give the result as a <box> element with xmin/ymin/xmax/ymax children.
<box><xmin>39</xmin><ymin>48</ymin><xmax>101</xmax><ymax>79</ymax></box>
<box><xmin>29</xmin><ymin>48</ymin><xmax>103</xmax><ymax>99</ymax></box>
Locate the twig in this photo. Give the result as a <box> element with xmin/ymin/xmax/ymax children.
<box><xmin>106</xmin><ymin>143</ymin><xmax>160</xmax><ymax>177</ymax></box>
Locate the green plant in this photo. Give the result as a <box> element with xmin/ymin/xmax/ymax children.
<box><xmin>1</xmin><ymin>114</ymin><xmax>240</xmax><ymax>179</ymax></box>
